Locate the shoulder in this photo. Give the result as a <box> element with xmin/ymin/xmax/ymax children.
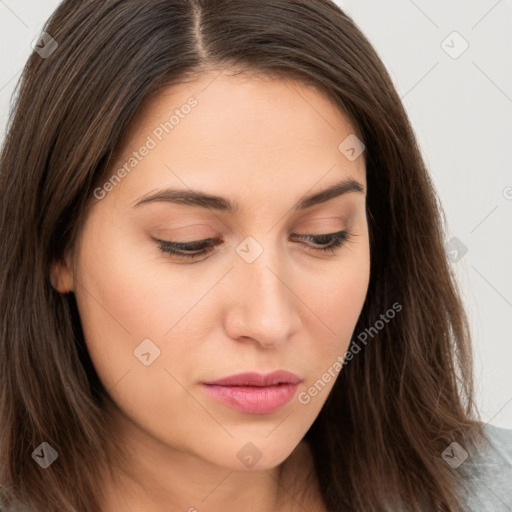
<box><xmin>459</xmin><ymin>423</ymin><xmax>512</xmax><ymax>511</ymax></box>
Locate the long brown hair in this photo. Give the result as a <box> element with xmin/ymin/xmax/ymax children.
<box><xmin>0</xmin><ymin>1</ymin><xmax>483</xmax><ymax>510</ymax></box>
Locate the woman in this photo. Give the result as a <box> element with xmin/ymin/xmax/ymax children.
<box><xmin>0</xmin><ymin>1</ymin><xmax>510</xmax><ymax>511</ymax></box>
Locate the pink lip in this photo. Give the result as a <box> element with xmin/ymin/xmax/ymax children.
<box><xmin>201</xmin><ymin>371</ymin><xmax>302</xmax><ymax>414</ymax></box>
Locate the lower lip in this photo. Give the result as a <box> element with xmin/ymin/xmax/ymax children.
<box><xmin>201</xmin><ymin>383</ymin><xmax>299</xmax><ymax>414</ymax></box>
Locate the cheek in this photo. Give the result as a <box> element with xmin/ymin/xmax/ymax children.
<box><xmin>305</xmin><ymin>250</ymin><xmax>370</xmax><ymax>343</ymax></box>
<box><xmin>74</xmin><ymin>226</ymin><xmax>195</xmax><ymax>337</ymax></box>
<box><xmin>71</xmin><ymin>219</ymin><xmax>227</xmax><ymax>397</ymax></box>
<box><xmin>295</xmin><ymin>250</ymin><xmax>370</xmax><ymax>399</ymax></box>
<box><xmin>72</xmin><ymin>238</ymin><xmax>203</xmax><ymax>438</ymax></box>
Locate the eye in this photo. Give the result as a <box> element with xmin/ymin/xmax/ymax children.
<box><xmin>291</xmin><ymin>230</ymin><xmax>353</xmax><ymax>254</ymax></box>
<box><xmin>152</xmin><ymin>230</ymin><xmax>353</xmax><ymax>260</ymax></box>
<box><xmin>152</xmin><ymin>236</ymin><xmax>221</xmax><ymax>259</ymax></box>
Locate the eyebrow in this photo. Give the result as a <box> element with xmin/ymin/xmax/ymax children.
<box><xmin>132</xmin><ymin>177</ymin><xmax>365</xmax><ymax>213</ymax></box>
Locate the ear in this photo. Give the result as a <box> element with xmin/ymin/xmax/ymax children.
<box><xmin>50</xmin><ymin>253</ymin><xmax>75</xmax><ymax>293</ymax></box>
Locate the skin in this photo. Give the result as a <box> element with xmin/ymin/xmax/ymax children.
<box><xmin>51</xmin><ymin>70</ymin><xmax>370</xmax><ymax>512</ymax></box>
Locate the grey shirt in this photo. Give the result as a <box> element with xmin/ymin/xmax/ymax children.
<box><xmin>459</xmin><ymin>423</ymin><xmax>512</xmax><ymax>511</ymax></box>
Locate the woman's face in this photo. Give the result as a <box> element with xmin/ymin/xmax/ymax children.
<box><xmin>53</xmin><ymin>71</ymin><xmax>370</xmax><ymax>471</ymax></box>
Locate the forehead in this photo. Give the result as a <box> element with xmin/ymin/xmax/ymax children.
<box><xmin>104</xmin><ymin>71</ymin><xmax>366</xmax><ymax>207</ymax></box>
<box><xmin>126</xmin><ymin>72</ymin><xmax>359</xmax><ymax>145</ymax></box>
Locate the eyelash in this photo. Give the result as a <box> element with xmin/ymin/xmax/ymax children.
<box><xmin>152</xmin><ymin>230</ymin><xmax>353</xmax><ymax>260</ymax></box>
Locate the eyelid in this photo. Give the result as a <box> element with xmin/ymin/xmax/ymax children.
<box><xmin>152</xmin><ymin>230</ymin><xmax>353</xmax><ymax>260</ymax></box>
<box><xmin>151</xmin><ymin>235</ymin><xmax>220</xmax><ymax>252</ymax></box>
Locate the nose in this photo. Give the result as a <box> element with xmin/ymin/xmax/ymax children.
<box><xmin>223</xmin><ymin>243</ymin><xmax>300</xmax><ymax>348</ymax></box>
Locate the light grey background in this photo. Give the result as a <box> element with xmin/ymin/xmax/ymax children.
<box><xmin>1</xmin><ymin>0</ymin><xmax>511</xmax><ymax>428</ymax></box>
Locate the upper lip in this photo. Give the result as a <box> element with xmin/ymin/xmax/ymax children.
<box><xmin>202</xmin><ymin>370</ymin><xmax>302</xmax><ymax>387</ymax></box>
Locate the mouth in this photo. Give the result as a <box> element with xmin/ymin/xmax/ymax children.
<box><xmin>201</xmin><ymin>370</ymin><xmax>302</xmax><ymax>414</ymax></box>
